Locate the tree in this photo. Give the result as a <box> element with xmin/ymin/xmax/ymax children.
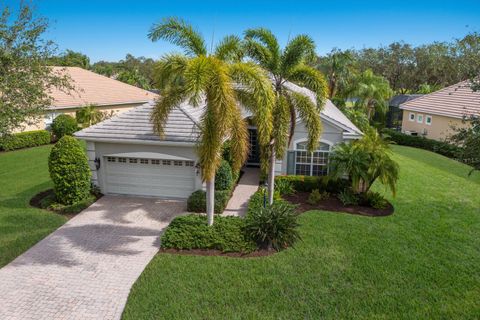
<box><xmin>116</xmin><ymin>69</ymin><xmax>150</xmax><ymax>89</ymax></box>
<box><xmin>346</xmin><ymin>69</ymin><xmax>393</xmax><ymax>121</ymax></box>
<box><xmin>317</xmin><ymin>49</ymin><xmax>355</xmax><ymax>99</ymax></box>
<box><xmin>449</xmin><ymin>115</ymin><xmax>480</xmax><ymax>175</ymax></box>
<box><xmin>48</xmin><ymin>49</ymin><xmax>90</xmax><ymax>69</ymax></box>
<box><xmin>0</xmin><ymin>4</ymin><xmax>72</xmax><ymax>135</ymax></box>
<box><xmin>76</xmin><ymin>105</ymin><xmax>109</xmax><ymax>128</ymax></box>
<box><xmin>243</xmin><ymin>28</ymin><xmax>328</xmax><ymax>204</ymax></box>
<box><xmin>149</xmin><ymin>17</ymin><xmax>274</xmax><ymax>225</ymax></box>
<box><xmin>330</xmin><ymin>127</ymin><xmax>399</xmax><ymax>195</ymax></box>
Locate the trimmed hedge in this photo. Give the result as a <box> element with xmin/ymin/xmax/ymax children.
<box><xmin>0</xmin><ymin>130</ymin><xmax>51</xmax><ymax>151</ymax></box>
<box><xmin>187</xmin><ymin>189</ymin><xmax>231</xmax><ymax>214</ymax></box>
<box><xmin>161</xmin><ymin>214</ymin><xmax>256</xmax><ymax>253</ymax></box>
<box><xmin>274</xmin><ymin>175</ymin><xmax>349</xmax><ymax>194</ymax></box>
<box><xmin>51</xmin><ymin>114</ymin><xmax>78</xmax><ymax>139</ymax></box>
<box><xmin>48</xmin><ymin>136</ymin><xmax>91</xmax><ymax>205</ymax></box>
<box><xmin>382</xmin><ymin>128</ymin><xmax>461</xmax><ymax>159</ymax></box>
<box><xmin>215</xmin><ymin>160</ymin><xmax>233</xmax><ymax>191</ymax></box>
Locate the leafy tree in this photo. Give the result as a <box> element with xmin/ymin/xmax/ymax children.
<box><xmin>149</xmin><ymin>17</ymin><xmax>274</xmax><ymax>225</ymax></box>
<box><xmin>243</xmin><ymin>28</ymin><xmax>328</xmax><ymax>204</ymax></box>
<box><xmin>48</xmin><ymin>49</ymin><xmax>90</xmax><ymax>69</ymax></box>
<box><xmin>116</xmin><ymin>69</ymin><xmax>150</xmax><ymax>89</ymax></box>
<box><xmin>449</xmin><ymin>115</ymin><xmax>480</xmax><ymax>175</ymax></box>
<box><xmin>317</xmin><ymin>49</ymin><xmax>356</xmax><ymax>99</ymax></box>
<box><xmin>0</xmin><ymin>4</ymin><xmax>72</xmax><ymax>135</ymax></box>
<box><xmin>416</xmin><ymin>83</ymin><xmax>442</xmax><ymax>94</ymax></box>
<box><xmin>330</xmin><ymin>127</ymin><xmax>399</xmax><ymax>195</ymax></box>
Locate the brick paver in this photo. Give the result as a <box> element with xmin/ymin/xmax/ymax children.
<box><xmin>223</xmin><ymin>167</ymin><xmax>260</xmax><ymax>217</ymax></box>
<box><xmin>0</xmin><ymin>195</ymin><xmax>186</xmax><ymax>320</ymax></box>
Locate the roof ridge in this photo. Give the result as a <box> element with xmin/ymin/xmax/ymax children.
<box><xmin>177</xmin><ymin>104</ymin><xmax>201</xmax><ymax>128</ymax></box>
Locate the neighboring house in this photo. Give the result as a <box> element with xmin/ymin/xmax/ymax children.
<box><xmin>386</xmin><ymin>94</ymin><xmax>423</xmax><ymax>129</ymax></box>
<box><xmin>75</xmin><ymin>82</ymin><xmax>362</xmax><ymax>199</ymax></box>
<box><xmin>400</xmin><ymin>81</ymin><xmax>480</xmax><ymax>140</ymax></box>
<box><xmin>21</xmin><ymin>66</ymin><xmax>158</xmax><ymax>131</ymax></box>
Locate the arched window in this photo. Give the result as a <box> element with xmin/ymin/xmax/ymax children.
<box><xmin>294</xmin><ymin>141</ymin><xmax>331</xmax><ymax>176</ymax></box>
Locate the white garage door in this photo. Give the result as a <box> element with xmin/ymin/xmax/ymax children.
<box><xmin>104</xmin><ymin>155</ymin><xmax>196</xmax><ymax>198</ymax></box>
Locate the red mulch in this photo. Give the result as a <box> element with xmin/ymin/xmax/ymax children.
<box><xmin>283</xmin><ymin>192</ymin><xmax>394</xmax><ymax>217</ymax></box>
<box><xmin>159</xmin><ymin>248</ymin><xmax>275</xmax><ymax>258</ymax></box>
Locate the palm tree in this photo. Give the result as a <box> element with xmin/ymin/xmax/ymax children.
<box><xmin>330</xmin><ymin>127</ymin><xmax>399</xmax><ymax>195</ymax></box>
<box><xmin>149</xmin><ymin>18</ymin><xmax>274</xmax><ymax>225</ymax></box>
<box><xmin>317</xmin><ymin>49</ymin><xmax>355</xmax><ymax>99</ymax></box>
<box><xmin>347</xmin><ymin>69</ymin><xmax>393</xmax><ymax>120</ymax></box>
<box><xmin>76</xmin><ymin>105</ymin><xmax>104</xmax><ymax>128</ymax></box>
<box><xmin>243</xmin><ymin>28</ymin><xmax>328</xmax><ymax>204</ymax></box>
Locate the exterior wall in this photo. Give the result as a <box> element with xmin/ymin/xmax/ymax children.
<box><xmin>401</xmin><ymin>110</ymin><xmax>466</xmax><ymax>141</ymax></box>
<box><xmin>278</xmin><ymin>120</ymin><xmax>346</xmax><ymax>175</ymax></box>
<box><xmin>89</xmin><ymin>141</ymin><xmax>202</xmax><ymax>196</ymax></box>
<box><xmin>15</xmin><ymin>103</ymin><xmax>145</xmax><ymax>133</ymax></box>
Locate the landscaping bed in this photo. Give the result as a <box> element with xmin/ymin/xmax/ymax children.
<box><xmin>30</xmin><ymin>188</ymin><xmax>100</xmax><ymax>217</ymax></box>
<box><xmin>283</xmin><ymin>191</ymin><xmax>393</xmax><ymax>217</ymax></box>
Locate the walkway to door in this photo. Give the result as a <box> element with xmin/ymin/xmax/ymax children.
<box><xmin>223</xmin><ymin>167</ymin><xmax>260</xmax><ymax>217</ymax></box>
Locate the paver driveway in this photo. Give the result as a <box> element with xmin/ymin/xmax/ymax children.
<box><xmin>0</xmin><ymin>195</ymin><xmax>186</xmax><ymax>320</ymax></box>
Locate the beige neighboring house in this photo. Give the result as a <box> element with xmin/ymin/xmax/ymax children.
<box><xmin>20</xmin><ymin>66</ymin><xmax>158</xmax><ymax>132</ymax></box>
<box><xmin>400</xmin><ymin>80</ymin><xmax>480</xmax><ymax>140</ymax></box>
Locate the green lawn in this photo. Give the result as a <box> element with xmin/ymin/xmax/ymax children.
<box><xmin>0</xmin><ymin>145</ymin><xmax>67</xmax><ymax>267</ymax></box>
<box><xmin>123</xmin><ymin>145</ymin><xmax>480</xmax><ymax>319</ymax></box>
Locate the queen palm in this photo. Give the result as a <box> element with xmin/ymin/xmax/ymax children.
<box><xmin>243</xmin><ymin>28</ymin><xmax>328</xmax><ymax>204</ymax></box>
<box><xmin>149</xmin><ymin>18</ymin><xmax>274</xmax><ymax>225</ymax></box>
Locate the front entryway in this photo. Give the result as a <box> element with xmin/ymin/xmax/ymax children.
<box><xmin>247</xmin><ymin>128</ymin><xmax>260</xmax><ymax>166</ymax></box>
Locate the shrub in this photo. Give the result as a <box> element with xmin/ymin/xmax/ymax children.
<box><xmin>362</xmin><ymin>191</ymin><xmax>389</xmax><ymax>209</ymax></box>
<box><xmin>307</xmin><ymin>189</ymin><xmax>329</xmax><ymax>205</ymax></box>
<box><xmin>161</xmin><ymin>214</ymin><xmax>256</xmax><ymax>253</ymax></box>
<box><xmin>43</xmin><ymin>193</ymin><xmax>97</xmax><ymax>214</ymax></box>
<box><xmin>244</xmin><ymin>202</ymin><xmax>300</xmax><ymax>251</ymax></box>
<box><xmin>275</xmin><ymin>175</ymin><xmax>349</xmax><ymax>194</ymax></box>
<box><xmin>215</xmin><ymin>160</ymin><xmax>233</xmax><ymax>191</ymax></box>
<box><xmin>247</xmin><ymin>187</ymin><xmax>283</xmax><ymax>215</ymax></box>
<box><xmin>51</xmin><ymin>114</ymin><xmax>78</xmax><ymax>139</ymax></box>
<box><xmin>275</xmin><ymin>178</ymin><xmax>295</xmax><ymax>195</ymax></box>
<box><xmin>187</xmin><ymin>189</ymin><xmax>231</xmax><ymax>214</ymax></box>
<box><xmin>0</xmin><ymin>130</ymin><xmax>51</xmax><ymax>151</ymax></box>
<box><xmin>48</xmin><ymin>136</ymin><xmax>91</xmax><ymax>205</ymax></box>
<box><xmin>382</xmin><ymin>128</ymin><xmax>461</xmax><ymax>159</ymax></box>
<box><xmin>338</xmin><ymin>189</ymin><xmax>360</xmax><ymax>206</ymax></box>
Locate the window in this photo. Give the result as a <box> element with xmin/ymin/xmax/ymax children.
<box><xmin>425</xmin><ymin>115</ymin><xmax>432</xmax><ymax>126</ymax></box>
<box><xmin>294</xmin><ymin>141</ymin><xmax>330</xmax><ymax>176</ymax></box>
<box><xmin>118</xmin><ymin>157</ymin><xmax>127</xmax><ymax>163</ymax></box>
<box><xmin>140</xmin><ymin>159</ymin><xmax>149</xmax><ymax>164</ymax></box>
<box><xmin>417</xmin><ymin>114</ymin><xmax>424</xmax><ymax>123</ymax></box>
<box><xmin>173</xmin><ymin>160</ymin><xmax>183</xmax><ymax>166</ymax></box>
<box><xmin>107</xmin><ymin>157</ymin><xmax>116</xmax><ymax>162</ymax></box>
<box><xmin>185</xmin><ymin>161</ymin><xmax>195</xmax><ymax>167</ymax></box>
<box><xmin>162</xmin><ymin>160</ymin><xmax>171</xmax><ymax>166</ymax></box>
<box><xmin>409</xmin><ymin>113</ymin><xmax>415</xmax><ymax>121</ymax></box>
<box><xmin>151</xmin><ymin>159</ymin><xmax>160</xmax><ymax>165</ymax></box>
<box><xmin>129</xmin><ymin>158</ymin><xmax>138</xmax><ymax>164</ymax></box>
<box><xmin>44</xmin><ymin>112</ymin><xmax>58</xmax><ymax>128</ymax></box>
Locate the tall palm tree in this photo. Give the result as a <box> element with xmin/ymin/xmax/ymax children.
<box><xmin>243</xmin><ymin>28</ymin><xmax>328</xmax><ymax>204</ymax></box>
<box><xmin>149</xmin><ymin>18</ymin><xmax>274</xmax><ymax>225</ymax></box>
<box><xmin>317</xmin><ymin>49</ymin><xmax>355</xmax><ymax>99</ymax></box>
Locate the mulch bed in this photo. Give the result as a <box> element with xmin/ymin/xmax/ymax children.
<box><xmin>159</xmin><ymin>248</ymin><xmax>275</xmax><ymax>258</ymax></box>
<box><xmin>283</xmin><ymin>192</ymin><xmax>394</xmax><ymax>217</ymax></box>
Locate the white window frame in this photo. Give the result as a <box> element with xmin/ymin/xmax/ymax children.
<box><xmin>417</xmin><ymin>114</ymin><xmax>424</xmax><ymax>123</ymax></box>
<box><xmin>425</xmin><ymin>115</ymin><xmax>432</xmax><ymax>126</ymax></box>
<box><xmin>409</xmin><ymin>112</ymin><xmax>415</xmax><ymax>122</ymax></box>
<box><xmin>293</xmin><ymin>139</ymin><xmax>332</xmax><ymax>176</ymax></box>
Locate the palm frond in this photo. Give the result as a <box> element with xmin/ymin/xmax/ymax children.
<box><xmin>244</xmin><ymin>28</ymin><xmax>280</xmax><ymax>72</ymax></box>
<box><xmin>149</xmin><ymin>17</ymin><xmax>207</xmax><ymax>57</ymax></box>
<box><xmin>151</xmin><ymin>85</ymin><xmax>188</xmax><ymax>137</ymax></box>
<box><xmin>280</xmin><ymin>34</ymin><xmax>315</xmax><ymax>75</ymax></box>
<box><xmin>288</xmin><ymin>64</ymin><xmax>329</xmax><ymax>108</ymax></box>
<box><xmin>272</xmin><ymin>93</ymin><xmax>291</xmax><ymax>156</ymax></box>
<box><xmin>153</xmin><ymin>54</ymin><xmax>188</xmax><ymax>89</ymax></box>
<box><xmin>286</xmin><ymin>90</ymin><xmax>322</xmax><ymax>152</ymax></box>
<box><xmin>214</xmin><ymin>35</ymin><xmax>244</xmax><ymax>62</ymax></box>
<box><xmin>228</xmin><ymin>106</ymin><xmax>249</xmax><ymax>172</ymax></box>
<box><xmin>183</xmin><ymin>56</ymin><xmax>211</xmax><ymax>106</ymax></box>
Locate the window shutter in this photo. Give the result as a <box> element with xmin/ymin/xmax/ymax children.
<box><xmin>287</xmin><ymin>151</ymin><xmax>295</xmax><ymax>175</ymax></box>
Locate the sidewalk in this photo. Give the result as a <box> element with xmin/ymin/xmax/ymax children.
<box><xmin>223</xmin><ymin>167</ymin><xmax>260</xmax><ymax>217</ymax></box>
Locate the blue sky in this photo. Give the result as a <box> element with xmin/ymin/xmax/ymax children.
<box><xmin>7</xmin><ymin>0</ymin><xmax>480</xmax><ymax>62</ymax></box>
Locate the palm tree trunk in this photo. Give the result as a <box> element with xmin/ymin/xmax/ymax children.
<box><xmin>267</xmin><ymin>147</ymin><xmax>275</xmax><ymax>205</ymax></box>
<box><xmin>206</xmin><ymin>178</ymin><xmax>215</xmax><ymax>226</ymax></box>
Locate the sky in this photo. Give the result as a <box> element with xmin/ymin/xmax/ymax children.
<box><xmin>5</xmin><ymin>0</ymin><xmax>480</xmax><ymax>62</ymax></box>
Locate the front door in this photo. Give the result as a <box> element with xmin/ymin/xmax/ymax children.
<box><xmin>247</xmin><ymin>128</ymin><xmax>260</xmax><ymax>166</ymax></box>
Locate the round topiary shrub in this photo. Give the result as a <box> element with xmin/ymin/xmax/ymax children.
<box><xmin>48</xmin><ymin>136</ymin><xmax>91</xmax><ymax>205</ymax></box>
<box><xmin>215</xmin><ymin>160</ymin><xmax>233</xmax><ymax>191</ymax></box>
<box><xmin>51</xmin><ymin>114</ymin><xmax>78</xmax><ymax>139</ymax></box>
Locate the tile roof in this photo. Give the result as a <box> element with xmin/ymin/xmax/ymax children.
<box><xmin>389</xmin><ymin>94</ymin><xmax>423</xmax><ymax>107</ymax></box>
<box><xmin>399</xmin><ymin>80</ymin><xmax>480</xmax><ymax>119</ymax></box>
<box><xmin>49</xmin><ymin>67</ymin><xmax>158</xmax><ymax>109</ymax></box>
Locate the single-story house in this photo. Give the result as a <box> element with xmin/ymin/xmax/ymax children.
<box><xmin>386</xmin><ymin>94</ymin><xmax>423</xmax><ymax>129</ymax></box>
<box><xmin>75</xmin><ymin>82</ymin><xmax>362</xmax><ymax>199</ymax></box>
<box><xmin>21</xmin><ymin>66</ymin><xmax>157</xmax><ymax>132</ymax></box>
<box><xmin>400</xmin><ymin>80</ymin><xmax>480</xmax><ymax>140</ymax></box>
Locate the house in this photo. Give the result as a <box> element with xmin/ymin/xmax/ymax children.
<box><xmin>399</xmin><ymin>81</ymin><xmax>480</xmax><ymax>140</ymax></box>
<box><xmin>21</xmin><ymin>66</ymin><xmax>157</xmax><ymax>131</ymax></box>
<box><xmin>74</xmin><ymin>82</ymin><xmax>362</xmax><ymax>199</ymax></box>
<box><xmin>386</xmin><ymin>94</ymin><xmax>423</xmax><ymax>129</ymax></box>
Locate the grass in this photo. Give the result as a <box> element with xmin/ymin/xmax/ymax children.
<box><xmin>0</xmin><ymin>145</ymin><xmax>67</xmax><ymax>267</ymax></box>
<box><xmin>123</xmin><ymin>145</ymin><xmax>480</xmax><ymax>319</ymax></box>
